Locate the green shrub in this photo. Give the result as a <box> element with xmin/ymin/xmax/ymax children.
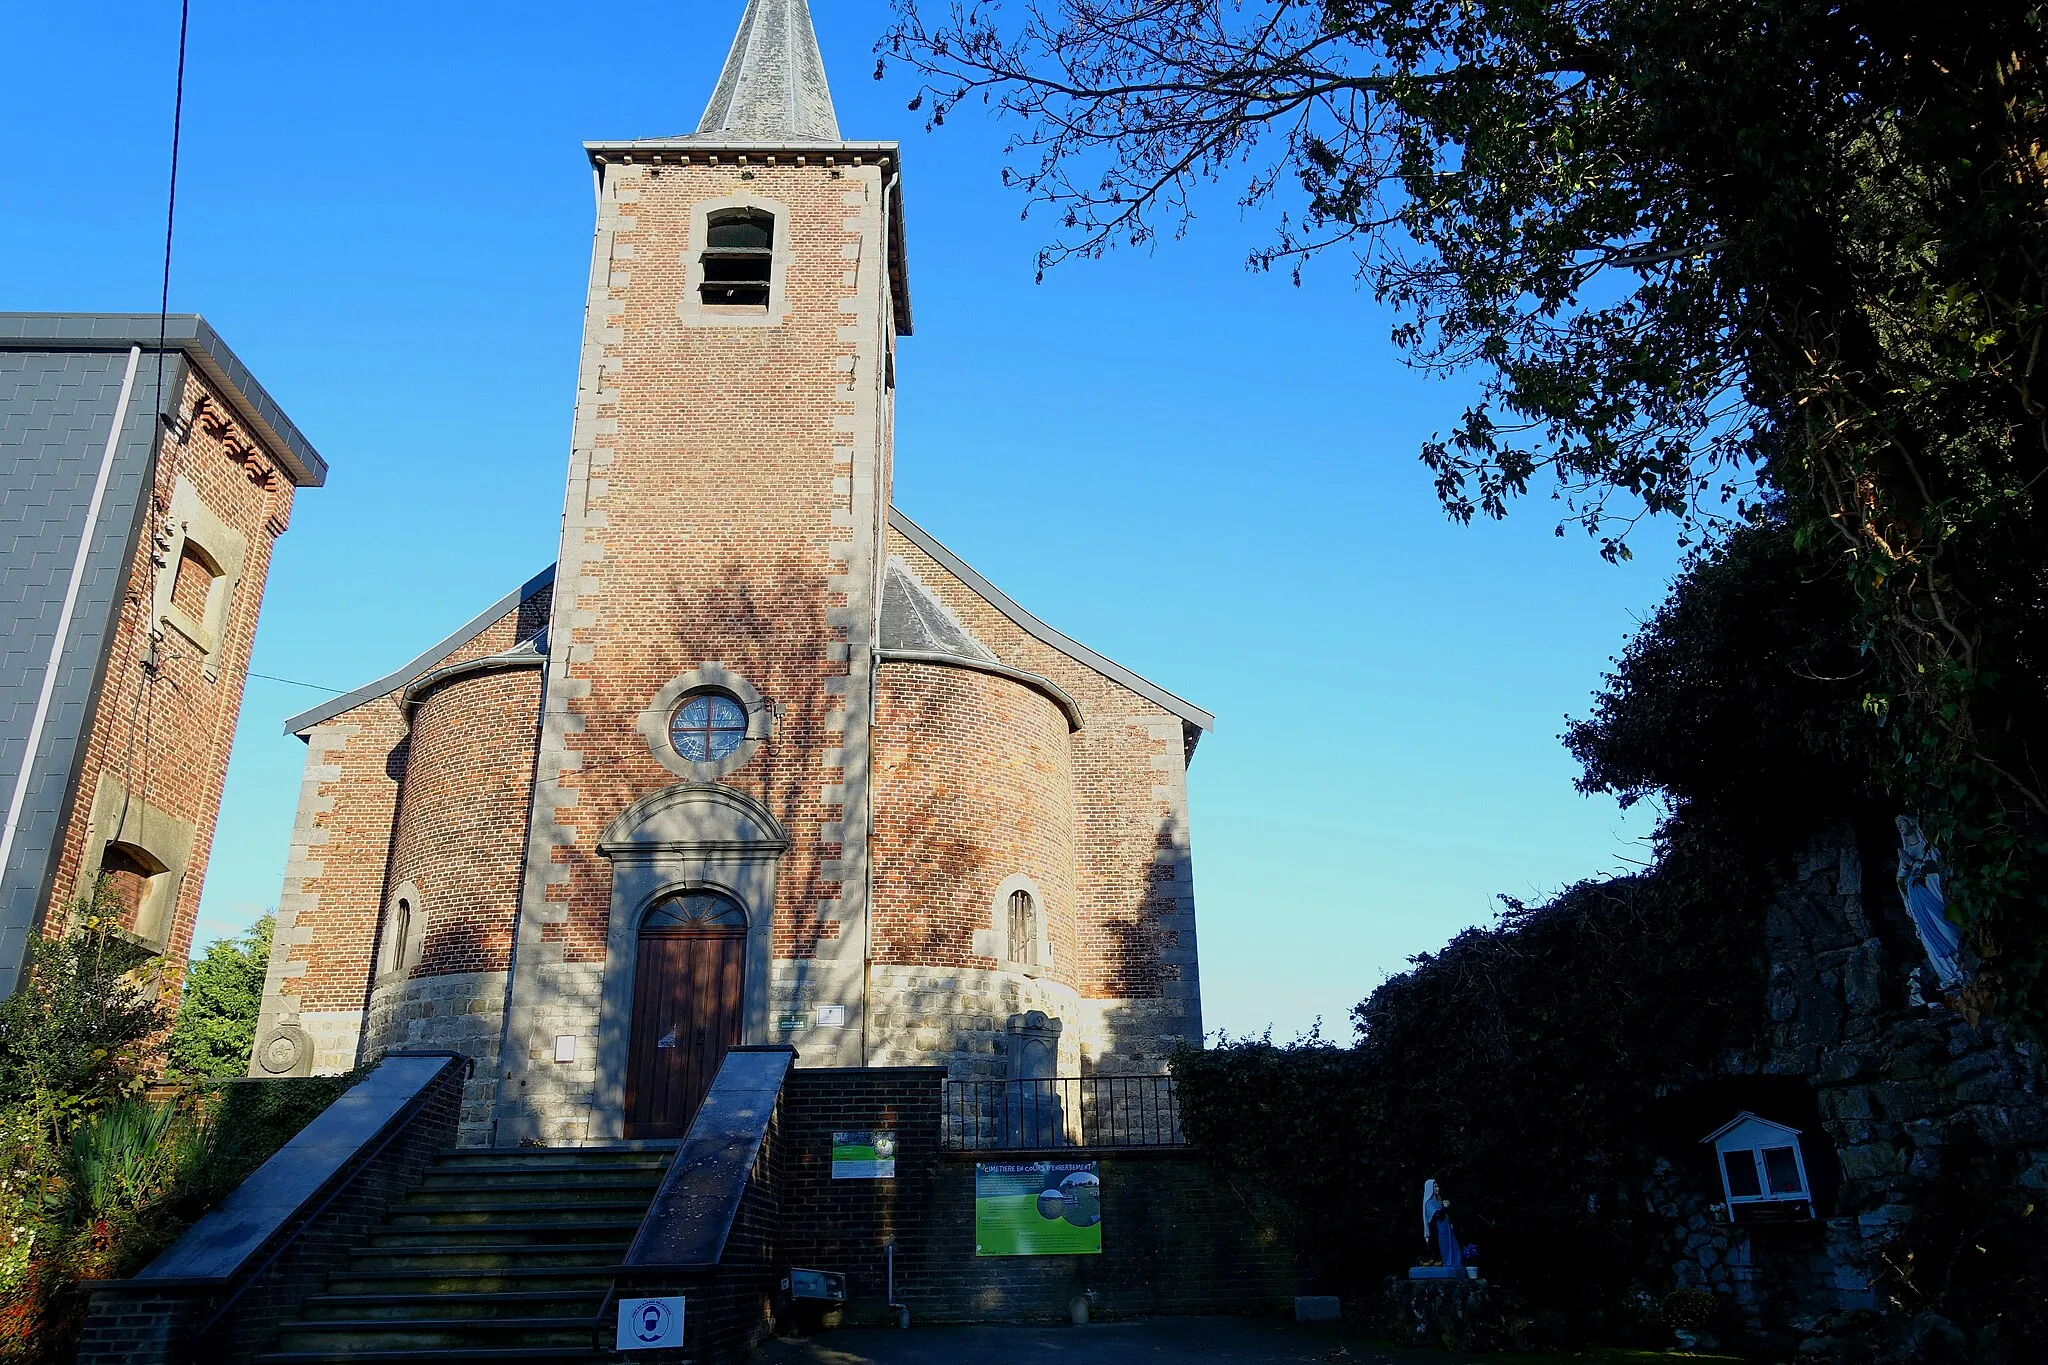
<box><xmin>0</xmin><ymin>899</ymin><xmax>357</xmax><ymax>1362</ymax></box>
<box><xmin>165</xmin><ymin>914</ymin><xmax>272</xmax><ymax>1082</ymax></box>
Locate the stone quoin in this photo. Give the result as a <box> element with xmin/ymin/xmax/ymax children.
<box><xmin>247</xmin><ymin>0</ymin><xmax>1214</xmax><ymax>1148</ymax></box>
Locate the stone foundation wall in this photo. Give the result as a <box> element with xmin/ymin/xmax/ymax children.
<box><xmin>363</xmin><ymin>969</ymin><xmax>508</xmax><ymax>1145</ymax></box>
<box><xmin>862</xmin><ymin>964</ymin><xmax>1083</xmax><ymax>1077</ymax></box>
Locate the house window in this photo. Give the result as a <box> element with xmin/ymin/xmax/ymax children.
<box><xmin>1703</xmin><ymin>1111</ymin><xmax>1813</xmax><ymax>1222</ymax></box>
<box><xmin>700</xmin><ymin>210</ymin><xmax>774</xmax><ymax>308</ymax></box>
<box><xmin>1008</xmin><ymin>888</ymin><xmax>1039</xmax><ymax>967</ymax></box>
<box><xmin>670</xmin><ymin>691</ymin><xmax>749</xmax><ymax>763</ymax></box>
<box><xmin>169</xmin><ymin>542</ymin><xmax>220</xmax><ymax>623</ymax></box>
<box><xmin>97</xmin><ymin>842</ymin><xmax>165</xmax><ymax>925</ymax></box>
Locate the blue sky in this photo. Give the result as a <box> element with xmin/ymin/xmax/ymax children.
<box><xmin>1</xmin><ymin>2</ymin><xmax>1681</xmax><ymax>1041</ymax></box>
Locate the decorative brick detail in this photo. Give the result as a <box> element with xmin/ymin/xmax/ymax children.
<box><xmin>45</xmin><ymin>368</ymin><xmax>296</xmax><ymax>973</ymax></box>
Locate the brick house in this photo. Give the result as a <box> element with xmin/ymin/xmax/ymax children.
<box><xmin>0</xmin><ymin>314</ymin><xmax>326</xmax><ymax>992</ymax></box>
<box><xmin>249</xmin><ymin>0</ymin><xmax>1213</xmax><ymax>1148</ymax></box>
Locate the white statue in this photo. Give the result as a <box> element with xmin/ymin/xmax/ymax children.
<box><xmin>1421</xmin><ymin>1178</ymin><xmax>1465</xmax><ymax>1274</ymax></box>
<box><xmin>1896</xmin><ymin>816</ymin><xmax>1965</xmax><ymax>990</ymax></box>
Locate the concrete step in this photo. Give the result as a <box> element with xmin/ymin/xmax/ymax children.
<box><xmin>274</xmin><ymin>1317</ymin><xmax>596</xmax><ymax>1353</ymax></box>
<box><xmin>256</xmin><ymin>1348</ymin><xmax>600</xmax><ymax>1365</ymax></box>
<box><xmin>345</xmin><ymin>1244</ymin><xmax>625</xmax><ymax>1273</ymax></box>
<box><xmin>322</xmin><ymin>1268</ymin><xmax>616</xmax><ymax>1297</ymax></box>
<box><xmin>296</xmin><ymin>1291</ymin><xmax>604</xmax><ymax>1322</ymax></box>
<box><xmin>430</xmin><ymin>1147</ymin><xmax>669</xmax><ymax>1171</ymax></box>
<box><xmin>385</xmin><ymin>1200</ymin><xmax>652</xmax><ymax>1226</ymax></box>
<box><xmin>365</xmin><ymin>1220</ymin><xmax>639</xmax><ymax>1249</ymax></box>
<box><xmin>412</xmin><ymin>1171</ymin><xmax>664</xmax><ymax>1199</ymax></box>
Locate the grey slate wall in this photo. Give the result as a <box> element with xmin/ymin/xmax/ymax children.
<box><xmin>0</xmin><ymin>346</ymin><xmax>174</xmax><ymax>992</ymax></box>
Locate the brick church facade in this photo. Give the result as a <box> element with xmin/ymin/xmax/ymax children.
<box><xmin>250</xmin><ymin>0</ymin><xmax>1212</xmax><ymax>1148</ymax></box>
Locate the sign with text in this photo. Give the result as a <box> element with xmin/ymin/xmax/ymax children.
<box><xmin>831</xmin><ymin>1130</ymin><xmax>896</xmax><ymax>1179</ymax></box>
<box><xmin>974</xmin><ymin>1160</ymin><xmax>1102</xmax><ymax>1256</ymax></box>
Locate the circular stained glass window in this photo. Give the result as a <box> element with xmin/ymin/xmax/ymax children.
<box><xmin>670</xmin><ymin>690</ymin><xmax>748</xmax><ymax>762</ymax></box>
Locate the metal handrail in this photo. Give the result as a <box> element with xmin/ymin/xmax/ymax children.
<box><xmin>942</xmin><ymin>1075</ymin><xmax>1185</xmax><ymax>1151</ymax></box>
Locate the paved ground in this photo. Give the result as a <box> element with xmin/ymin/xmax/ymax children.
<box><xmin>757</xmin><ymin>1316</ymin><xmax>1732</xmax><ymax>1364</ymax></box>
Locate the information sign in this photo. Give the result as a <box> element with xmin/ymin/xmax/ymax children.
<box><xmin>831</xmin><ymin>1130</ymin><xmax>896</xmax><ymax>1179</ymax></box>
<box><xmin>974</xmin><ymin>1160</ymin><xmax>1102</xmax><ymax>1256</ymax></box>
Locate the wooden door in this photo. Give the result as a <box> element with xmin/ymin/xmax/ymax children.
<box><xmin>623</xmin><ymin>894</ymin><xmax>747</xmax><ymax>1139</ymax></box>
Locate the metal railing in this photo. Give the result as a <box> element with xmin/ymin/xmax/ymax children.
<box><xmin>943</xmin><ymin>1076</ymin><xmax>1185</xmax><ymax>1151</ymax></box>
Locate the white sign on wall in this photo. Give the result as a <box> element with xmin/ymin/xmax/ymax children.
<box><xmin>616</xmin><ymin>1296</ymin><xmax>685</xmax><ymax>1351</ymax></box>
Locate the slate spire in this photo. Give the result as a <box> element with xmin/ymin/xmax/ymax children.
<box><xmin>696</xmin><ymin>0</ymin><xmax>841</xmax><ymax>141</ymax></box>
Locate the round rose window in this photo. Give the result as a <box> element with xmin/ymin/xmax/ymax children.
<box><xmin>670</xmin><ymin>690</ymin><xmax>748</xmax><ymax>762</ymax></box>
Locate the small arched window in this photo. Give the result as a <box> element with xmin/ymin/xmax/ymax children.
<box><xmin>700</xmin><ymin>210</ymin><xmax>774</xmax><ymax>309</ymax></box>
<box><xmin>1008</xmin><ymin>888</ymin><xmax>1040</xmax><ymax>967</ymax></box>
<box><xmin>384</xmin><ymin>895</ymin><xmax>413</xmax><ymax>976</ymax></box>
<box><xmin>642</xmin><ymin>890</ymin><xmax>748</xmax><ymax>934</ymax></box>
<box><xmin>97</xmin><ymin>842</ymin><xmax>165</xmax><ymax>926</ymax></box>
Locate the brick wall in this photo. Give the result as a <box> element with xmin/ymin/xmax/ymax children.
<box><xmin>46</xmin><ymin>367</ymin><xmax>295</xmax><ymax>972</ymax></box>
<box><xmin>871</xmin><ymin>663</ymin><xmax>1079</xmax><ymax>979</ymax></box>
<box><xmin>883</xmin><ymin>532</ymin><xmax>1203</xmax><ymax>1071</ymax></box>
<box><xmin>868</xmin><ymin>662</ymin><xmax>1086</xmax><ymax>1075</ymax></box>
<box><xmin>390</xmin><ymin>668</ymin><xmax>541</xmax><ymax>981</ymax></box>
<box><xmin>252</xmin><ymin>585</ymin><xmax>548</xmax><ymax>1078</ymax></box>
<box><xmin>776</xmin><ymin>1066</ymin><xmax>1301</xmax><ymax>1325</ymax></box>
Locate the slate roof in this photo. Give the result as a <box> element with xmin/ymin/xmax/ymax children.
<box><xmin>879</xmin><ymin>557</ymin><xmax>999</xmax><ymax>664</ymax></box>
<box><xmin>0</xmin><ymin>314</ymin><xmax>326</xmax><ymax>488</ymax></box>
<box><xmin>890</xmin><ymin>509</ymin><xmax>1214</xmax><ymax>733</ymax></box>
<box><xmin>695</xmin><ymin>0</ymin><xmax>840</xmax><ymax>142</ymax></box>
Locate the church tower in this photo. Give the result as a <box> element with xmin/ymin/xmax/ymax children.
<box><xmin>254</xmin><ymin>0</ymin><xmax>1208</xmax><ymax>1149</ymax></box>
<box><xmin>495</xmin><ymin>0</ymin><xmax>910</xmax><ymax>1143</ymax></box>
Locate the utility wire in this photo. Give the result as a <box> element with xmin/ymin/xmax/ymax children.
<box><xmin>154</xmin><ymin>0</ymin><xmax>189</xmax><ymax>407</ymax></box>
<box><xmin>247</xmin><ymin>671</ymin><xmax>344</xmax><ymax>695</ymax></box>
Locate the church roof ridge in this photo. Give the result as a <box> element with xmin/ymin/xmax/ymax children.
<box><xmin>887</xmin><ymin>508</ymin><xmax>1216</xmax><ymax>734</ymax></box>
<box><xmin>695</xmin><ymin>0</ymin><xmax>840</xmax><ymax>142</ymax></box>
<box><xmin>281</xmin><ymin>565</ymin><xmax>555</xmax><ymax>736</ymax></box>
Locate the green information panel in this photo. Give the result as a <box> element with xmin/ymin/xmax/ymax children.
<box><xmin>974</xmin><ymin>1161</ymin><xmax>1102</xmax><ymax>1256</ymax></box>
<box><xmin>831</xmin><ymin>1130</ymin><xmax>896</xmax><ymax>1179</ymax></box>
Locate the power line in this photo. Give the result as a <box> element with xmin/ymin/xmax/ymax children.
<box><xmin>247</xmin><ymin>671</ymin><xmax>344</xmax><ymax>695</ymax></box>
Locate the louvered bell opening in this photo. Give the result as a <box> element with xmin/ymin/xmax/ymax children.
<box><xmin>701</xmin><ymin>210</ymin><xmax>774</xmax><ymax>308</ymax></box>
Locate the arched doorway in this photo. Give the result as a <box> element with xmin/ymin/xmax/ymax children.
<box><xmin>623</xmin><ymin>889</ymin><xmax>748</xmax><ymax>1139</ymax></box>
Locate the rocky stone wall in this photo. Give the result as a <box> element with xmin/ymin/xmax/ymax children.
<box><xmin>1658</xmin><ymin>824</ymin><xmax>2048</xmax><ymax>1360</ymax></box>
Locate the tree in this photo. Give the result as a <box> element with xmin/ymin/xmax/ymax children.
<box><xmin>881</xmin><ymin>0</ymin><xmax>2048</xmax><ymax>1023</ymax></box>
<box><xmin>163</xmin><ymin>915</ymin><xmax>272</xmax><ymax>1083</ymax></box>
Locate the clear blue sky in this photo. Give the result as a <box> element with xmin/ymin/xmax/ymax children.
<box><xmin>1</xmin><ymin>2</ymin><xmax>1680</xmax><ymax>1041</ymax></box>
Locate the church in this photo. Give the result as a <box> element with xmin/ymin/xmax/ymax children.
<box><xmin>248</xmin><ymin>0</ymin><xmax>1212</xmax><ymax>1149</ymax></box>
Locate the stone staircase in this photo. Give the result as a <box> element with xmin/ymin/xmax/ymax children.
<box><xmin>254</xmin><ymin>1146</ymin><xmax>670</xmax><ymax>1364</ymax></box>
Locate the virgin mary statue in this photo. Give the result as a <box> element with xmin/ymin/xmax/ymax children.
<box><xmin>1896</xmin><ymin>816</ymin><xmax>1965</xmax><ymax>990</ymax></box>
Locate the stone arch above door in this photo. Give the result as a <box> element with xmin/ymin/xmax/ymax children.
<box><xmin>588</xmin><ymin>783</ymin><xmax>788</xmax><ymax>1142</ymax></box>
